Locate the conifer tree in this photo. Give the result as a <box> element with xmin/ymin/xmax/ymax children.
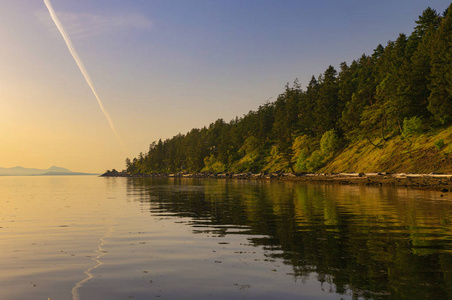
<box><xmin>313</xmin><ymin>66</ymin><xmax>339</xmax><ymax>135</ymax></box>
<box><xmin>428</xmin><ymin>4</ymin><xmax>452</xmax><ymax>124</ymax></box>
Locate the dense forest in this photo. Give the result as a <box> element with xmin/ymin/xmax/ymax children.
<box><xmin>124</xmin><ymin>5</ymin><xmax>452</xmax><ymax>175</ymax></box>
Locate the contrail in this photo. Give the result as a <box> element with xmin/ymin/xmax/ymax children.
<box><xmin>44</xmin><ymin>0</ymin><xmax>124</xmax><ymax>147</ymax></box>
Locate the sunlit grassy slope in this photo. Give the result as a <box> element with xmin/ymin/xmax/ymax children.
<box><xmin>321</xmin><ymin>126</ymin><xmax>452</xmax><ymax>174</ymax></box>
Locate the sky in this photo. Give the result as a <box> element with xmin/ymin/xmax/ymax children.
<box><xmin>1</xmin><ymin>0</ymin><xmax>451</xmax><ymax>173</ymax></box>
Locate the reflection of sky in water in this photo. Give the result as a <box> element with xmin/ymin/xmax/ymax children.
<box><xmin>0</xmin><ymin>176</ymin><xmax>451</xmax><ymax>299</ymax></box>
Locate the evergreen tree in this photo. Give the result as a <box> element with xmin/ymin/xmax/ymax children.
<box><xmin>272</xmin><ymin>81</ymin><xmax>302</xmax><ymax>171</ymax></box>
<box><xmin>298</xmin><ymin>76</ymin><xmax>319</xmax><ymax>136</ymax></box>
<box><xmin>396</xmin><ymin>8</ymin><xmax>442</xmax><ymax>121</ymax></box>
<box><xmin>123</xmin><ymin>5</ymin><xmax>452</xmax><ymax>174</ymax></box>
<box><xmin>313</xmin><ymin>66</ymin><xmax>339</xmax><ymax>136</ymax></box>
<box><xmin>428</xmin><ymin>4</ymin><xmax>452</xmax><ymax>124</ymax></box>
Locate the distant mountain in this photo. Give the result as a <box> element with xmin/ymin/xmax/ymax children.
<box><xmin>46</xmin><ymin>166</ymin><xmax>71</xmax><ymax>173</ymax></box>
<box><xmin>0</xmin><ymin>166</ymin><xmax>97</xmax><ymax>176</ymax></box>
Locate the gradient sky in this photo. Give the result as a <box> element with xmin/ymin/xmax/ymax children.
<box><xmin>1</xmin><ymin>0</ymin><xmax>450</xmax><ymax>173</ymax></box>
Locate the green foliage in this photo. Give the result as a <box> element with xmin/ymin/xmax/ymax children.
<box><xmin>202</xmin><ymin>154</ymin><xmax>226</xmax><ymax>173</ymax></box>
<box><xmin>339</xmin><ymin>56</ymin><xmax>376</xmax><ymax>139</ymax></box>
<box><xmin>239</xmin><ymin>136</ymin><xmax>260</xmax><ymax>155</ymax></box>
<box><xmin>263</xmin><ymin>145</ymin><xmax>289</xmax><ymax>173</ymax></box>
<box><xmin>292</xmin><ymin>135</ymin><xmax>312</xmax><ymax>172</ymax></box>
<box><xmin>233</xmin><ymin>153</ymin><xmax>262</xmax><ymax>173</ymax></box>
<box><xmin>294</xmin><ymin>149</ymin><xmax>308</xmax><ymax>172</ymax></box>
<box><xmin>402</xmin><ymin>116</ymin><xmax>423</xmax><ymax>137</ymax></box>
<box><xmin>292</xmin><ymin>135</ymin><xmax>309</xmax><ymax>156</ymax></box>
<box><xmin>306</xmin><ymin>150</ymin><xmax>325</xmax><ymax>172</ymax></box>
<box><xmin>320</xmin><ymin>130</ymin><xmax>340</xmax><ymax>156</ymax></box>
<box><xmin>428</xmin><ymin>4</ymin><xmax>452</xmax><ymax>124</ymax></box>
<box><xmin>313</xmin><ymin>66</ymin><xmax>340</xmax><ymax>136</ymax></box>
<box><xmin>233</xmin><ymin>136</ymin><xmax>263</xmax><ymax>172</ymax></box>
<box><xmin>124</xmin><ymin>6</ymin><xmax>452</xmax><ymax>175</ymax></box>
<box><xmin>434</xmin><ymin>139</ymin><xmax>445</xmax><ymax>150</ymax></box>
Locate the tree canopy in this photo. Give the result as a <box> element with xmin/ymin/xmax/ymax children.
<box><xmin>125</xmin><ymin>5</ymin><xmax>452</xmax><ymax>174</ymax></box>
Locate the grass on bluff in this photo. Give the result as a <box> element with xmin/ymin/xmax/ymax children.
<box><xmin>322</xmin><ymin>126</ymin><xmax>452</xmax><ymax>174</ymax></box>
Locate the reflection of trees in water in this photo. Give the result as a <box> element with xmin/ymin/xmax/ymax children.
<box><xmin>127</xmin><ymin>178</ymin><xmax>452</xmax><ymax>299</ymax></box>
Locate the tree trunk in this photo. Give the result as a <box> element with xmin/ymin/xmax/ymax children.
<box><xmin>366</xmin><ymin>136</ymin><xmax>382</xmax><ymax>149</ymax></box>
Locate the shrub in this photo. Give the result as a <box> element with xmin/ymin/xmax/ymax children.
<box><xmin>306</xmin><ymin>150</ymin><xmax>325</xmax><ymax>171</ymax></box>
<box><xmin>320</xmin><ymin>130</ymin><xmax>340</xmax><ymax>156</ymax></box>
<box><xmin>294</xmin><ymin>149</ymin><xmax>308</xmax><ymax>172</ymax></box>
<box><xmin>240</xmin><ymin>136</ymin><xmax>260</xmax><ymax>155</ymax></box>
<box><xmin>202</xmin><ymin>154</ymin><xmax>226</xmax><ymax>173</ymax></box>
<box><xmin>292</xmin><ymin>135</ymin><xmax>309</xmax><ymax>156</ymax></box>
<box><xmin>402</xmin><ymin>116</ymin><xmax>423</xmax><ymax>137</ymax></box>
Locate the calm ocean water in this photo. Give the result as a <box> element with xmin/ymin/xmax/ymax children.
<box><xmin>0</xmin><ymin>176</ymin><xmax>451</xmax><ymax>299</ymax></box>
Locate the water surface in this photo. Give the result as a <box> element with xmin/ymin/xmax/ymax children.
<box><xmin>0</xmin><ymin>176</ymin><xmax>451</xmax><ymax>299</ymax></box>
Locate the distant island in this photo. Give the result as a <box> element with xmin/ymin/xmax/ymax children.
<box><xmin>0</xmin><ymin>166</ymin><xmax>98</xmax><ymax>176</ymax></box>
<box><xmin>111</xmin><ymin>5</ymin><xmax>452</xmax><ymax>176</ymax></box>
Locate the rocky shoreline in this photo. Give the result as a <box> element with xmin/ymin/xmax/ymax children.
<box><xmin>101</xmin><ymin>170</ymin><xmax>452</xmax><ymax>192</ymax></box>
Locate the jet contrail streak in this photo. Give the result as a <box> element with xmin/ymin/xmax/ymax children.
<box><xmin>44</xmin><ymin>0</ymin><xmax>124</xmax><ymax>147</ymax></box>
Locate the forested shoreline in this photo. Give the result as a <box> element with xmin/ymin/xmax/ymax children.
<box><xmin>121</xmin><ymin>5</ymin><xmax>452</xmax><ymax>175</ymax></box>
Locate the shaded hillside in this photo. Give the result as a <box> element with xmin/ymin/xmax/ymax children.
<box><xmin>123</xmin><ymin>5</ymin><xmax>452</xmax><ymax>175</ymax></box>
